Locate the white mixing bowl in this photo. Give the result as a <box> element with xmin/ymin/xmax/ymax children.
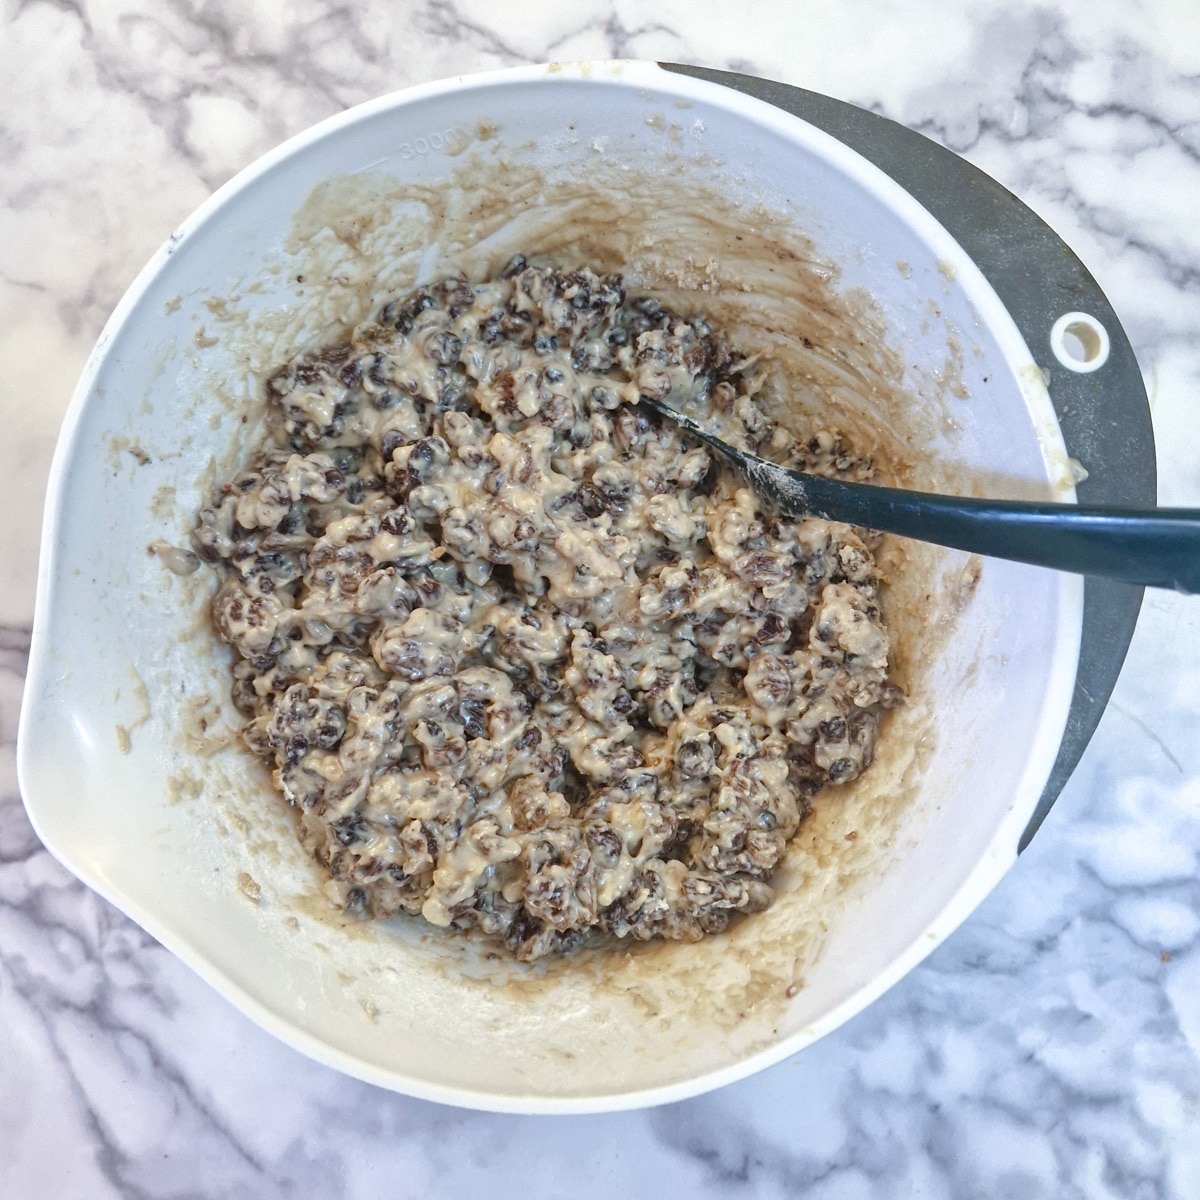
<box><xmin>18</xmin><ymin>61</ymin><xmax>1081</xmax><ymax>1112</ymax></box>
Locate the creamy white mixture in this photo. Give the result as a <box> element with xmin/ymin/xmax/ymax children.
<box><xmin>194</xmin><ymin>261</ymin><xmax>899</xmax><ymax>960</ymax></box>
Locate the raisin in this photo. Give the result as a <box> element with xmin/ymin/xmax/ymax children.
<box><xmin>458</xmin><ymin>698</ymin><xmax>487</xmax><ymax>739</ymax></box>
<box><xmin>429</xmin><ymin>331</ymin><xmax>463</xmax><ymax>366</ymax></box>
<box><xmin>818</xmin><ymin>716</ymin><xmax>847</xmax><ymax>740</ymax></box>
<box><xmin>576</xmin><ymin>483</ymin><xmax>606</xmax><ymax>519</ymax></box>
<box><xmin>500</xmin><ymin>253</ymin><xmax>527</xmax><ymax>279</ymax></box>
<box><xmin>827</xmin><ymin>758</ymin><xmax>856</xmax><ymax>782</ymax></box>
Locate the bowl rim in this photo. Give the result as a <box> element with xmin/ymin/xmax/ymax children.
<box><xmin>17</xmin><ymin>59</ymin><xmax>1083</xmax><ymax>1113</ymax></box>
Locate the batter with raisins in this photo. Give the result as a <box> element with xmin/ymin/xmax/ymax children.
<box><xmin>194</xmin><ymin>259</ymin><xmax>900</xmax><ymax>961</ymax></box>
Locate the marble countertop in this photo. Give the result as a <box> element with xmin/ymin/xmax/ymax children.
<box><xmin>3</xmin><ymin>2</ymin><xmax>1200</xmax><ymax>1195</ymax></box>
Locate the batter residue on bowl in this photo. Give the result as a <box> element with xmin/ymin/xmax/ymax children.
<box><xmin>193</xmin><ymin>260</ymin><xmax>900</xmax><ymax>961</ymax></box>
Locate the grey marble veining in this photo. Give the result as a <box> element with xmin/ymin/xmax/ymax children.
<box><xmin>2</xmin><ymin>1</ymin><xmax>1199</xmax><ymax>1196</ymax></box>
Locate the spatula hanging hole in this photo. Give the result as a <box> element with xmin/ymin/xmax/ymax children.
<box><xmin>1050</xmin><ymin>312</ymin><xmax>1110</xmax><ymax>373</ymax></box>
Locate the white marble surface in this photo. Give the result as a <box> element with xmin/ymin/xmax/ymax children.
<box><xmin>3</xmin><ymin>1</ymin><xmax>1200</xmax><ymax>1194</ymax></box>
